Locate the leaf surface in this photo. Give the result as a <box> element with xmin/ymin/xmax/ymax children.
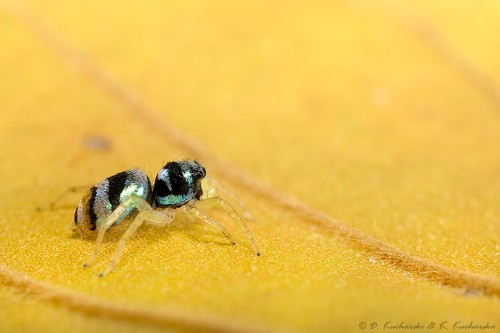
<box><xmin>0</xmin><ymin>1</ymin><xmax>499</xmax><ymax>332</ymax></box>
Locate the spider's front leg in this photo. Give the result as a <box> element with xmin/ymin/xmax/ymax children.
<box><xmin>179</xmin><ymin>201</ymin><xmax>237</xmax><ymax>246</ymax></box>
<box><xmin>202</xmin><ymin>176</ymin><xmax>255</xmax><ymax>222</ymax></box>
<box><xmin>199</xmin><ymin>177</ymin><xmax>260</xmax><ymax>256</ymax></box>
<box><xmin>197</xmin><ymin>196</ymin><xmax>260</xmax><ymax>256</ymax></box>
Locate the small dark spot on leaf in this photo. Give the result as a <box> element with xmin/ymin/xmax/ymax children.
<box><xmin>83</xmin><ymin>135</ymin><xmax>112</xmax><ymax>152</ymax></box>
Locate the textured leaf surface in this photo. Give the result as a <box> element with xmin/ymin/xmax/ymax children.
<box><xmin>0</xmin><ymin>1</ymin><xmax>499</xmax><ymax>332</ymax></box>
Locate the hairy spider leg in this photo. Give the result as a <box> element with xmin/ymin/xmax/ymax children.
<box><xmin>196</xmin><ymin>197</ymin><xmax>260</xmax><ymax>256</ymax></box>
<box><xmin>100</xmin><ymin>201</ymin><xmax>241</xmax><ymax>277</ymax></box>
<box><xmin>203</xmin><ymin>176</ymin><xmax>255</xmax><ymax>222</ymax></box>
<box><xmin>83</xmin><ymin>194</ymin><xmax>155</xmax><ymax>268</ymax></box>
<box><xmin>179</xmin><ymin>201</ymin><xmax>237</xmax><ymax>246</ymax></box>
<box><xmin>37</xmin><ymin>185</ymin><xmax>91</xmax><ymax>211</ymax></box>
<box><xmin>99</xmin><ymin>209</ymin><xmax>174</xmax><ymax>277</ymax></box>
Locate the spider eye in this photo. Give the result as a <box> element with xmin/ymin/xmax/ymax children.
<box><xmin>198</xmin><ymin>166</ymin><xmax>206</xmax><ymax>178</ymax></box>
<box><xmin>192</xmin><ymin>161</ymin><xmax>206</xmax><ymax>179</ymax></box>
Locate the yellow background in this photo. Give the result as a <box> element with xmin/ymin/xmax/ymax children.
<box><xmin>0</xmin><ymin>1</ymin><xmax>499</xmax><ymax>332</ymax></box>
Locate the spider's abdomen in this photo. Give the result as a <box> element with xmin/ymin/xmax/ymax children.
<box><xmin>153</xmin><ymin>160</ymin><xmax>206</xmax><ymax>208</ymax></box>
<box><xmin>74</xmin><ymin>169</ymin><xmax>153</xmax><ymax>234</ymax></box>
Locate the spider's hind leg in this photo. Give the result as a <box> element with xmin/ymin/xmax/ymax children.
<box><xmin>37</xmin><ymin>185</ymin><xmax>91</xmax><ymax>211</ymax></box>
<box><xmin>83</xmin><ymin>195</ymin><xmax>154</xmax><ymax>269</ymax></box>
<box><xmin>99</xmin><ymin>208</ymin><xmax>174</xmax><ymax>277</ymax></box>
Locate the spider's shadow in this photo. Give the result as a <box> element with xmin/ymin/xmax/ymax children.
<box><xmin>74</xmin><ymin>214</ymin><xmax>235</xmax><ymax>249</ymax></box>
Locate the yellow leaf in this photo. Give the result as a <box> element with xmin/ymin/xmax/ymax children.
<box><xmin>0</xmin><ymin>1</ymin><xmax>499</xmax><ymax>332</ymax></box>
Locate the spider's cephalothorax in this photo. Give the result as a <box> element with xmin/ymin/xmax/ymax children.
<box><xmin>153</xmin><ymin>160</ymin><xmax>206</xmax><ymax>208</ymax></box>
<box><xmin>72</xmin><ymin>159</ymin><xmax>259</xmax><ymax>277</ymax></box>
